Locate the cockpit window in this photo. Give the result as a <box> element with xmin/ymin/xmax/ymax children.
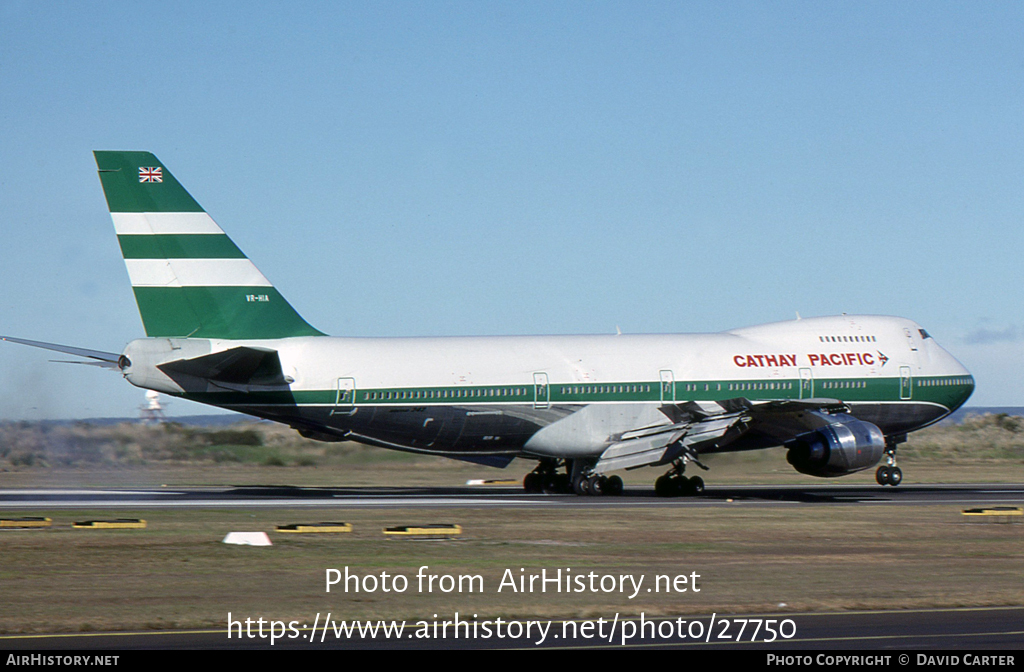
<box><xmin>919</xmin><ymin>329</ymin><xmax>932</xmax><ymax>339</ymax></box>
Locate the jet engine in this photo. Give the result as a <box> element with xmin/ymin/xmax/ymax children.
<box><xmin>786</xmin><ymin>415</ymin><xmax>885</xmax><ymax>477</ymax></box>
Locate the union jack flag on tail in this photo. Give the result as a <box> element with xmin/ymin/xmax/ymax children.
<box><xmin>138</xmin><ymin>167</ymin><xmax>162</xmax><ymax>183</ymax></box>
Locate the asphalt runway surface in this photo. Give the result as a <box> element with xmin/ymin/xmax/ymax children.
<box><xmin>2</xmin><ymin>607</ymin><xmax>1021</xmax><ymax>650</ymax></box>
<box><xmin>1</xmin><ymin>483</ymin><xmax>1022</xmax><ymax>509</ymax></box>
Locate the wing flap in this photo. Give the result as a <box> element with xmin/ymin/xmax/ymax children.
<box><xmin>596</xmin><ymin>412</ymin><xmax>747</xmax><ymax>473</ymax></box>
<box><xmin>593</xmin><ymin>431</ymin><xmax>687</xmax><ymax>472</ymax></box>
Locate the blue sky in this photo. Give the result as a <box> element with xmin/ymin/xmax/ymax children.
<box><xmin>1</xmin><ymin>2</ymin><xmax>1021</xmax><ymax>418</ymax></box>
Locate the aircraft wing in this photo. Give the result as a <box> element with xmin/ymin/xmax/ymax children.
<box><xmin>0</xmin><ymin>336</ymin><xmax>121</xmax><ymax>369</ymax></box>
<box><xmin>593</xmin><ymin>397</ymin><xmax>848</xmax><ymax>473</ymax></box>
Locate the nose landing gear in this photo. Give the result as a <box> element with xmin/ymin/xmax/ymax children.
<box><xmin>876</xmin><ymin>435</ymin><xmax>906</xmax><ymax>486</ymax></box>
<box><xmin>876</xmin><ymin>465</ymin><xmax>903</xmax><ymax>486</ymax></box>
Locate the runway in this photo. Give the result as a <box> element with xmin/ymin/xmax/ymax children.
<box><xmin>2</xmin><ymin>484</ymin><xmax>1020</xmax><ymax>652</ymax></box>
<box><xmin>1</xmin><ymin>606</ymin><xmax>1021</xmax><ymax>649</ymax></box>
<box><xmin>1</xmin><ymin>483</ymin><xmax>1022</xmax><ymax>509</ymax></box>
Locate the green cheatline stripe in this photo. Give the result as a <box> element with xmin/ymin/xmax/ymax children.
<box><xmin>118</xmin><ymin>234</ymin><xmax>246</xmax><ymax>259</ymax></box>
<box><xmin>94</xmin><ymin>151</ymin><xmax>204</xmax><ymax>213</ymax></box>
<box><xmin>176</xmin><ymin>377</ymin><xmax>973</xmax><ymax>409</ymax></box>
<box><xmin>133</xmin><ymin>286</ymin><xmax>323</xmax><ymax>339</ymax></box>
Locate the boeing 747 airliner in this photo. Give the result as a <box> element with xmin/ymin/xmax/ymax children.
<box><xmin>2</xmin><ymin>152</ymin><xmax>975</xmax><ymax>496</ymax></box>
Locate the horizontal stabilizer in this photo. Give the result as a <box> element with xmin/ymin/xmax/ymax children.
<box><xmin>157</xmin><ymin>346</ymin><xmax>289</xmax><ymax>386</ymax></box>
<box><xmin>1</xmin><ymin>336</ymin><xmax>120</xmax><ymax>369</ymax></box>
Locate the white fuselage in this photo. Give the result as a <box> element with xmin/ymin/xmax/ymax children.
<box><xmin>121</xmin><ymin>314</ymin><xmax>973</xmax><ymax>461</ymax></box>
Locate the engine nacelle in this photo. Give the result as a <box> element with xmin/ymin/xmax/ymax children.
<box><xmin>786</xmin><ymin>415</ymin><xmax>885</xmax><ymax>477</ymax></box>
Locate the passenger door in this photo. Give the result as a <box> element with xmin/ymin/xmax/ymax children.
<box><xmin>533</xmin><ymin>372</ymin><xmax>550</xmax><ymax>409</ymax></box>
<box><xmin>332</xmin><ymin>377</ymin><xmax>356</xmax><ymax>415</ymax></box>
<box><xmin>660</xmin><ymin>370</ymin><xmax>675</xmax><ymax>404</ymax></box>
<box><xmin>900</xmin><ymin>366</ymin><xmax>913</xmax><ymax>400</ymax></box>
<box><xmin>799</xmin><ymin>368</ymin><xmax>814</xmax><ymax>399</ymax></box>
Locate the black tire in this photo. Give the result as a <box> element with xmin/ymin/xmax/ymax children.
<box><xmin>888</xmin><ymin>466</ymin><xmax>903</xmax><ymax>486</ymax></box>
<box><xmin>876</xmin><ymin>466</ymin><xmax>891</xmax><ymax>486</ymax></box>
<box><xmin>573</xmin><ymin>475</ymin><xmax>591</xmax><ymax>496</ymax></box>
<box><xmin>523</xmin><ymin>473</ymin><xmax>542</xmax><ymax>493</ymax></box>
<box><xmin>588</xmin><ymin>475</ymin><xmax>606</xmax><ymax>496</ymax></box>
<box><xmin>655</xmin><ymin>475</ymin><xmax>674</xmax><ymax>497</ymax></box>
<box><xmin>606</xmin><ymin>475</ymin><xmax>624</xmax><ymax>496</ymax></box>
<box><xmin>688</xmin><ymin>476</ymin><xmax>705</xmax><ymax>494</ymax></box>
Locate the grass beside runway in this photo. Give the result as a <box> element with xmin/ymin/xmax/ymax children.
<box><xmin>0</xmin><ymin>504</ymin><xmax>1021</xmax><ymax>635</ymax></box>
<box><xmin>0</xmin><ymin>415</ymin><xmax>1021</xmax><ymax>636</ymax></box>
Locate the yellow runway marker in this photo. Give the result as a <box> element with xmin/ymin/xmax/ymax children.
<box><xmin>0</xmin><ymin>517</ymin><xmax>52</xmax><ymax>529</ymax></box>
<box><xmin>276</xmin><ymin>522</ymin><xmax>353</xmax><ymax>534</ymax></box>
<box><xmin>383</xmin><ymin>524</ymin><xmax>462</xmax><ymax>537</ymax></box>
<box><xmin>72</xmin><ymin>519</ymin><xmax>147</xmax><ymax>529</ymax></box>
<box><xmin>961</xmin><ymin>507</ymin><xmax>1021</xmax><ymax>523</ymax></box>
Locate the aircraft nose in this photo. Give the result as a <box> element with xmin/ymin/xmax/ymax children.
<box><xmin>936</xmin><ymin>343</ymin><xmax>974</xmax><ymax>410</ymax></box>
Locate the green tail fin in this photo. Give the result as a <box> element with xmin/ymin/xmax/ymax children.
<box><xmin>94</xmin><ymin>151</ymin><xmax>323</xmax><ymax>340</ymax></box>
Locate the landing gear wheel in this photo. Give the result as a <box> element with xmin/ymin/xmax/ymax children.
<box><xmin>523</xmin><ymin>473</ymin><xmax>542</xmax><ymax>493</ymax></box>
<box><xmin>573</xmin><ymin>475</ymin><xmax>591</xmax><ymax>496</ymax></box>
<box><xmin>880</xmin><ymin>434</ymin><xmax>905</xmax><ymax>487</ymax></box>
<box><xmin>605</xmin><ymin>475</ymin><xmax>624</xmax><ymax>496</ymax></box>
<box><xmin>674</xmin><ymin>476</ymin><xmax>703</xmax><ymax>496</ymax></box>
<box><xmin>543</xmin><ymin>473</ymin><xmax>569</xmax><ymax>494</ymax></box>
<box><xmin>655</xmin><ymin>475</ymin><xmax>674</xmax><ymax>497</ymax></box>
<box><xmin>588</xmin><ymin>475</ymin><xmax>606</xmax><ymax>496</ymax></box>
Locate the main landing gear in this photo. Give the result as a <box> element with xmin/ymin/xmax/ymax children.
<box><xmin>572</xmin><ymin>472</ymin><xmax>624</xmax><ymax>497</ymax></box>
<box><xmin>523</xmin><ymin>460</ymin><xmax>569</xmax><ymax>494</ymax></box>
<box><xmin>875</xmin><ymin>435</ymin><xmax>905</xmax><ymax>486</ymax></box>
<box><xmin>522</xmin><ymin>460</ymin><xmax>623</xmax><ymax>496</ymax></box>
<box><xmin>654</xmin><ymin>458</ymin><xmax>706</xmax><ymax>497</ymax></box>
